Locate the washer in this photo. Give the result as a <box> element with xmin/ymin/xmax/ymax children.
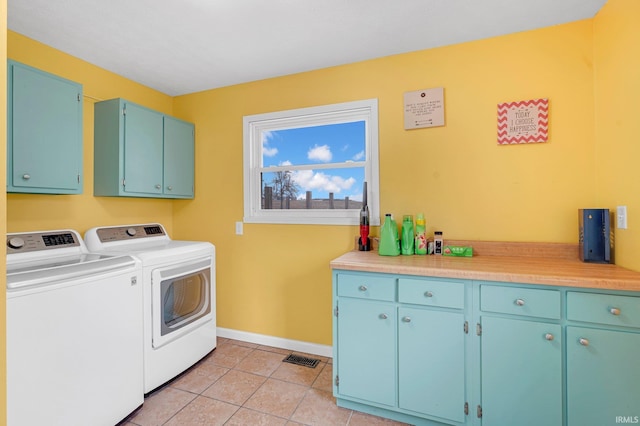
<box><xmin>6</xmin><ymin>229</ymin><xmax>143</xmax><ymax>426</ymax></box>
<box><xmin>84</xmin><ymin>223</ymin><xmax>216</xmax><ymax>394</ymax></box>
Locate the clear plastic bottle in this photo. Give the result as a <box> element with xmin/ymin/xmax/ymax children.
<box><xmin>379</xmin><ymin>214</ymin><xmax>400</xmax><ymax>256</ymax></box>
<box><xmin>414</xmin><ymin>213</ymin><xmax>427</xmax><ymax>255</ymax></box>
<box><xmin>401</xmin><ymin>215</ymin><xmax>415</xmax><ymax>255</ymax></box>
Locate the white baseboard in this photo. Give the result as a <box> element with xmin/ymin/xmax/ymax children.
<box><xmin>217</xmin><ymin>327</ymin><xmax>333</xmax><ymax>359</ymax></box>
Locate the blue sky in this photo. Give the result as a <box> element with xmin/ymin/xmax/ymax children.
<box><xmin>262</xmin><ymin>121</ymin><xmax>366</xmax><ymax>201</ymax></box>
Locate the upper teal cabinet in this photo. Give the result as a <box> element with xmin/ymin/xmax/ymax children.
<box><xmin>94</xmin><ymin>98</ymin><xmax>195</xmax><ymax>199</ymax></box>
<box><xmin>7</xmin><ymin>60</ymin><xmax>83</xmax><ymax>194</ymax></box>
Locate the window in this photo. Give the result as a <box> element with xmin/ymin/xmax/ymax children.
<box><xmin>243</xmin><ymin>99</ymin><xmax>380</xmax><ymax>225</ymax></box>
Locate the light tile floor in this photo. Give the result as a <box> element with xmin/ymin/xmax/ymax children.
<box><xmin>122</xmin><ymin>337</ymin><xmax>409</xmax><ymax>426</ymax></box>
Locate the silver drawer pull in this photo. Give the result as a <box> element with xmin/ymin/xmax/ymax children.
<box><xmin>379</xmin><ymin>313</ymin><xmax>388</xmax><ymax>320</ymax></box>
<box><xmin>22</xmin><ymin>174</ymin><xmax>31</xmax><ymax>180</ymax></box>
<box><xmin>609</xmin><ymin>307</ymin><xmax>621</xmax><ymax>316</ymax></box>
<box><xmin>155</xmin><ymin>184</ymin><xmax>161</xmax><ymax>189</ymax></box>
<box><xmin>402</xmin><ymin>316</ymin><xmax>411</xmax><ymax>323</ymax></box>
<box><xmin>424</xmin><ymin>291</ymin><xmax>433</xmax><ymax>298</ymax></box>
<box><xmin>545</xmin><ymin>333</ymin><xmax>554</xmax><ymax>341</ymax></box>
<box><xmin>358</xmin><ymin>285</ymin><xmax>367</xmax><ymax>291</ymax></box>
<box><xmin>579</xmin><ymin>338</ymin><xmax>590</xmax><ymax>347</ymax></box>
<box><xmin>167</xmin><ymin>186</ymin><xmax>173</xmax><ymax>191</ymax></box>
<box><xmin>515</xmin><ymin>299</ymin><xmax>525</xmax><ymax>306</ymax></box>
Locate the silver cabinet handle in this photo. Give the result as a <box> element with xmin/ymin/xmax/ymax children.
<box><xmin>545</xmin><ymin>333</ymin><xmax>554</xmax><ymax>341</ymax></box>
<box><xmin>22</xmin><ymin>174</ymin><xmax>31</xmax><ymax>180</ymax></box>
<box><xmin>402</xmin><ymin>316</ymin><xmax>411</xmax><ymax>323</ymax></box>
<box><xmin>155</xmin><ymin>184</ymin><xmax>161</xmax><ymax>189</ymax></box>
<box><xmin>424</xmin><ymin>291</ymin><xmax>433</xmax><ymax>298</ymax></box>
<box><xmin>579</xmin><ymin>338</ymin><xmax>590</xmax><ymax>346</ymax></box>
<box><xmin>167</xmin><ymin>186</ymin><xmax>173</xmax><ymax>191</ymax></box>
<box><xmin>609</xmin><ymin>307</ymin><xmax>621</xmax><ymax>316</ymax></box>
<box><xmin>379</xmin><ymin>313</ymin><xmax>388</xmax><ymax>320</ymax></box>
<box><xmin>515</xmin><ymin>299</ymin><xmax>525</xmax><ymax>306</ymax></box>
<box><xmin>358</xmin><ymin>285</ymin><xmax>367</xmax><ymax>291</ymax></box>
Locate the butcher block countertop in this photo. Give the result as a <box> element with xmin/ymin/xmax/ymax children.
<box><xmin>330</xmin><ymin>240</ymin><xmax>640</xmax><ymax>292</ymax></box>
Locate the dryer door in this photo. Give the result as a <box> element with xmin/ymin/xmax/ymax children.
<box><xmin>151</xmin><ymin>256</ymin><xmax>213</xmax><ymax>348</ymax></box>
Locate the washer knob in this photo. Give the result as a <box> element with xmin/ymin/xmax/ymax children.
<box><xmin>126</xmin><ymin>228</ymin><xmax>137</xmax><ymax>237</ymax></box>
<box><xmin>8</xmin><ymin>237</ymin><xmax>25</xmax><ymax>249</ymax></box>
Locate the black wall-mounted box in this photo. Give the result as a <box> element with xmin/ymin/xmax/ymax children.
<box><xmin>578</xmin><ymin>208</ymin><xmax>611</xmax><ymax>263</ymax></box>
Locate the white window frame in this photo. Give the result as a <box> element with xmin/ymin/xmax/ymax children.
<box><xmin>243</xmin><ymin>99</ymin><xmax>380</xmax><ymax>226</ymax></box>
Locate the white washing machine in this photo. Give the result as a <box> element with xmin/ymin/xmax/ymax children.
<box><xmin>6</xmin><ymin>229</ymin><xmax>143</xmax><ymax>426</ymax></box>
<box><xmin>84</xmin><ymin>223</ymin><xmax>217</xmax><ymax>394</ymax></box>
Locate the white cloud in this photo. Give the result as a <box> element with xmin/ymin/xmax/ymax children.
<box><xmin>262</xmin><ymin>131</ymin><xmax>278</xmax><ymax>157</ymax></box>
<box><xmin>307</xmin><ymin>144</ymin><xmax>332</xmax><ymax>162</ymax></box>
<box><xmin>352</xmin><ymin>150</ymin><xmax>365</xmax><ymax>161</ymax></box>
<box><xmin>279</xmin><ymin>160</ymin><xmax>292</xmax><ymax>166</ymax></box>
<box><xmin>293</xmin><ymin>170</ymin><xmax>356</xmax><ymax>195</ymax></box>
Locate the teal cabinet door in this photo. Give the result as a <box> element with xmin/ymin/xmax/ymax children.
<box><xmin>336</xmin><ymin>297</ymin><xmax>396</xmax><ymax>407</ymax></box>
<box><xmin>398</xmin><ymin>307</ymin><xmax>465</xmax><ymax>423</ymax></box>
<box><xmin>7</xmin><ymin>60</ymin><xmax>82</xmax><ymax>194</ymax></box>
<box><xmin>123</xmin><ymin>102</ymin><xmax>164</xmax><ymax>195</ymax></box>
<box><xmin>163</xmin><ymin>116</ymin><xmax>194</xmax><ymax>198</ymax></box>
<box><xmin>94</xmin><ymin>98</ymin><xmax>195</xmax><ymax>199</ymax></box>
<box><xmin>480</xmin><ymin>316</ymin><xmax>562</xmax><ymax>426</ymax></box>
<box><xmin>566</xmin><ymin>326</ymin><xmax>640</xmax><ymax>426</ymax></box>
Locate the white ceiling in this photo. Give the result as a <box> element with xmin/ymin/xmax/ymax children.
<box><xmin>8</xmin><ymin>0</ymin><xmax>607</xmax><ymax>96</ymax></box>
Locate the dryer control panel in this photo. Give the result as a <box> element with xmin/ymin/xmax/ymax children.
<box><xmin>92</xmin><ymin>223</ymin><xmax>169</xmax><ymax>243</ymax></box>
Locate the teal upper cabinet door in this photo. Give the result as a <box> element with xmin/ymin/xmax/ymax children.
<box><xmin>94</xmin><ymin>98</ymin><xmax>195</xmax><ymax>199</ymax></box>
<box><xmin>123</xmin><ymin>102</ymin><xmax>164</xmax><ymax>195</ymax></box>
<box><xmin>7</xmin><ymin>60</ymin><xmax>83</xmax><ymax>194</ymax></box>
<box><xmin>163</xmin><ymin>116</ymin><xmax>194</xmax><ymax>198</ymax></box>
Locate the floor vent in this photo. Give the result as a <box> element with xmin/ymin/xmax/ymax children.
<box><xmin>282</xmin><ymin>354</ymin><xmax>321</xmax><ymax>368</ymax></box>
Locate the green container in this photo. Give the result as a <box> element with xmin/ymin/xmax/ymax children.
<box><xmin>414</xmin><ymin>213</ymin><xmax>427</xmax><ymax>255</ymax></box>
<box><xmin>379</xmin><ymin>214</ymin><xmax>400</xmax><ymax>256</ymax></box>
<box><xmin>401</xmin><ymin>215</ymin><xmax>414</xmax><ymax>255</ymax></box>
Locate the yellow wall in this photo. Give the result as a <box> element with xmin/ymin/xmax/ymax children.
<box><xmin>5</xmin><ymin>0</ymin><xmax>639</xmax><ymax>351</ymax></box>
<box><xmin>6</xmin><ymin>32</ymin><xmax>176</xmax><ymax>234</ymax></box>
<box><xmin>173</xmin><ymin>19</ymin><xmax>598</xmax><ymax>345</ymax></box>
<box><xmin>593</xmin><ymin>0</ymin><xmax>640</xmax><ymax>270</ymax></box>
<box><xmin>1</xmin><ymin>0</ymin><xmax>8</xmax><ymax>422</ymax></box>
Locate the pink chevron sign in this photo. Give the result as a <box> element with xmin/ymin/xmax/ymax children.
<box><xmin>497</xmin><ymin>98</ymin><xmax>549</xmax><ymax>145</ymax></box>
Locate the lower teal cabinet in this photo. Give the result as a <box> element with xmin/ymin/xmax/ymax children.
<box><xmin>398</xmin><ymin>307</ymin><xmax>465</xmax><ymax>423</ymax></box>
<box><xmin>333</xmin><ymin>270</ymin><xmax>640</xmax><ymax>426</ymax></box>
<box><xmin>336</xmin><ymin>297</ymin><xmax>397</xmax><ymax>406</ymax></box>
<box><xmin>480</xmin><ymin>316</ymin><xmax>562</xmax><ymax>426</ymax></box>
<box><xmin>566</xmin><ymin>326</ymin><xmax>640</xmax><ymax>426</ymax></box>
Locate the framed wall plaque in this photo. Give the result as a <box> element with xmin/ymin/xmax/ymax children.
<box><xmin>497</xmin><ymin>98</ymin><xmax>549</xmax><ymax>144</ymax></box>
<box><xmin>404</xmin><ymin>87</ymin><xmax>445</xmax><ymax>130</ymax></box>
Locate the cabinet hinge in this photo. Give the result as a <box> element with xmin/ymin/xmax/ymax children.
<box><xmin>464</xmin><ymin>321</ymin><xmax>469</xmax><ymax>334</ymax></box>
<box><xmin>334</xmin><ymin>306</ymin><xmax>339</xmax><ymax>317</ymax></box>
<box><xmin>77</xmin><ymin>93</ymin><xmax>81</xmax><ymax>102</ymax></box>
<box><xmin>464</xmin><ymin>402</ymin><xmax>469</xmax><ymax>415</ymax></box>
<box><xmin>122</xmin><ymin>106</ymin><xmax>126</xmax><ymax>116</ymax></box>
<box><xmin>335</xmin><ymin>375</ymin><xmax>339</xmax><ymax>386</ymax></box>
<box><xmin>476</xmin><ymin>323</ymin><xmax>482</xmax><ymax>336</ymax></box>
<box><xmin>122</xmin><ymin>179</ymin><xmax>126</xmax><ymax>187</ymax></box>
<box><xmin>477</xmin><ymin>405</ymin><xmax>483</xmax><ymax>418</ymax></box>
<box><xmin>77</xmin><ymin>174</ymin><xmax>80</xmax><ymax>184</ymax></box>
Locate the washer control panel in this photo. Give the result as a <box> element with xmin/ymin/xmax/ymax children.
<box><xmin>6</xmin><ymin>231</ymin><xmax>81</xmax><ymax>254</ymax></box>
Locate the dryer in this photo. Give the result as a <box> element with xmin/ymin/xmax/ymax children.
<box><xmin>85</xmin><ymin>223</ymin><xmax>216</xmax><ymax>393</ymax></box>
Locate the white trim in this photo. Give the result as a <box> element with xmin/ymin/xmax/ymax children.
<box><xmin>243</xmin><ymin>98</ymin><xmax>380</xmax><ymax>226</ymax></box>
<box><xmin>217</xmin><ymin>327</ymin><xmax>333</xmax><ymax>359</ymax></box>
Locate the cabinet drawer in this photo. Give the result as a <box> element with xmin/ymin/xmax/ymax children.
<box><xmin>337</xmin><ymin>273</ymin><xmax>396</xmax><ymax>301</ymax></box>
<box><xmin>480</xmin><ymin>285</ymin><xmax>560</xmax><ymax>319</ymax></box>
<box><xmin>567</xmin><ymin>292</ymin><xmax>640</xmax><ymax>328</ymax></box>
<box><xmin>398</xmin><ymin>278</ymin><xmax>464</xmax><ymax>309</ymax></box>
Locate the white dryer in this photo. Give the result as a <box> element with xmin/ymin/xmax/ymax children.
<box><xmin>84</xmin><ymin>223</ymin><xmax>217</xmax><ymax>393</ymax></box>
<box><xmin>6</xmin><ymin>229</ymin><xmax>143</xmax><ymax>426</ymax></box>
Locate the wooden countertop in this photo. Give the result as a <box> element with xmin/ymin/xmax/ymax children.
<box><xmin>330</xmin><ymin>242</ymin><xmax>640</xmax><ymax>292</ymax></box>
